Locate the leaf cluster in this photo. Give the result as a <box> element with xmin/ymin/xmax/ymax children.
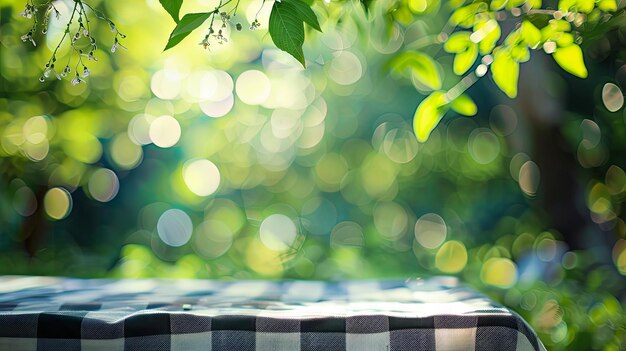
<box><xmin>159</xmin><ymin>0</ymin><xmax>321</xmax><ymax>66</ymax></box>
<box><xmin>408</xmin><ymin>0</ymin><xmax>620</xmax><ymax>142</ymax></box>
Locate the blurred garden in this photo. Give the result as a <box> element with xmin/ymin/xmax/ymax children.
<box><xmin>1</xmin><ymin>0</ymin><xmax>626</xmax><ymax>349</ymax></box>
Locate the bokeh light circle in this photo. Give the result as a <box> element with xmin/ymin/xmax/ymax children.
<box><xmin>149</xmin><ymin>115</ymin><xmax>181</xmax><ymax>148</ymax></box>
<box><xmin>193</xmin><ymin>220</ymin><xmax>233</xmax><ymax>259</ymax></box>
<box><xmin>328</xmin><ymin>51</ymin><xmax>363</xmax><ymax>86</ymax></box>
<box><xmin>183</xmin><ymin>159</ymin><xmax>221</xmax><ymax>197</ymax></box>
<box><xmin>519</xmin><ymin>161</ymin><xmax>540</xmax><ymax>197</ymax></box>
<box><xmin>110</xmin><ymin>133</ymin><xmax>143</xmax><ymax>170</ymax></box>
<box><xmin>43</xmin><ymin>187</ymin><xmax>72</xmax><ymax>220</ymax></box>
<box><xmin>481</xmin><ymin>257</ymin><xmax>518</xmax><ymax>288</ymax></box>
<box><xmin>236</xmin><ymin>70</ymin><xmax>271</xmax><ymax>105</ymax></box>
<box><xmin>260</xmin><ymin>214</ymin><xmax>297</xmax><ymax>251</ymax></box>
<box><xmin>128</xmin><ymin>114</ymin><xmax>153</xmax><ymax>145</ymax></box>
<box><xmin>602</xmin><ymin>83</ymin><xmax>624</xmax><ymax>112</ymax></box>
<box><xmin>435</xmin><ymin>241</ymin><xmax>468</xmax><ymax>273</ymax></box>
<box><xmin>469</xmin><ymin>130</ymin><xmax>500</xmax><ymax>164</ymax></box>
<box><xmin>88</xmin><ymin>168</ymin><xmax>120</xmax><ymax>203</ymax></box>
<box><xmin>23</xmin><ymin>116</ymin><xmax>48</xmax><ymax>144</ymax></box>
<box><xmin>151</xmin><ymin>69</ymin><xmax>181</xmax><ymax>100</ymax></box>
<box><xmin>157</xmin><ymin>209</ymin><xmax>193</xmax><ymax>247</ymax></box>
<box><xmin>373</xmin><ymin>202</ymin><xmax>409</xmax><ymax>240</ymax></box>
<box><xmin>200</xmin><ymin>94</ymin><xmax>234</xmax><ymax>118</ymax></box>
<box><xmin>330</xmin><ymin>221</ymin><xmax>364</xmax><ymax>248</ymax></box>
<box><xmin>415</xmin><ymin>213</ymin><xmax>447</xmax><ymax>249</ymax></box>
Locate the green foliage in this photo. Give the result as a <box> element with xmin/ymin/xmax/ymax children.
<box><xmin>408</xmin><ymin>0</ymin><xmax>621</xmax><ymax>142</ymax></box>
<box><xmin>18</xmin><ymin>0</ymin><xmax>620</xmax><ymax>98</ymax></box>
<box><xmin>491</xmin><ymin>49</ymin><xmax>519</xmax><ymax>98</ymax></box>
<box><xmin>559</xmin><ymin>0</ymin><xmax>596</xmax><ymax>13</ymax></box>
<box><xmin>413</xmin><ymin>91</ymin><xmax>448</xmax><ymax>142</ymax></box>
<box><xmin>159</xmin><ymin>0</ymin><xmax>184</xmax><ymax>22</ymax></box>
<box><xmin>450</xmin><ymin>3</ymin><xmax>487</xmax><ymax>28</ymax></box>
<box><xmin>388</xmin><ymin>51</ymin><xmax>442</xmax><ymax>90</ymax></box>
<box><xmin>269</xmin><ymin>0</ymin><xmax>321</xmax><ymax>67</ymax></box>
<box><xmin>444</xmin><ymin>32</ymin><xmax>478</xmax><ymax>76</ymax></box>
<box><xmin>475</xmin><ymin>19</ymin><xmax>500</xmax><ymax>55</ymax></box>
<box><xmin>164</xmin><ymin>13</ymin><xmax>212</xmax><ymax>51</ymax></box>
<box><xmin>285</xmin><ymin>0</ymin><xmax>322</xmax><ymax>31</ymax></box>
<box><xmin>449</xmin><ymin>94</ymin><xmax>477</xmax><ymax>116</ymax></box>
<box><xmin>157</xmin><ymin>0</ymin><xmax>321</xmax><ymax>66</ymax></box>
<box><xmin>598</xmin><ymin>0</ymin><xmax>618</xmax><ymax>11</ymax></box>
<box><xmin>553</xmin><ymin>44</ymin><xmax>588</xmax><ymax>78</ymax></box>
<box><xmin>520</xmin><ymin>21</ymin><xmax>541</xmax><ymax>49</ymax></box>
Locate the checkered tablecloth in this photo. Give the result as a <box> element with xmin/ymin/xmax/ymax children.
<box><xmin>0</xmin><ymin>276</ymin><xmax>544</xmax><ymax>351</ymax></box>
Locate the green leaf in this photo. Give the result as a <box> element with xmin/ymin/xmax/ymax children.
<box><xmin>388</xmin><ymin>52</ymin><xmax>442</xmax><ymax>91</ymax></box>
<box><xmin>505</xmin><ymin>0</ymin><xmax>526</xmax><ymax>8</ymax></box>
<box><xmin>413</xmin><ymin>91</ymin><xmax>449</xmax><ymax>142</ymax></box>
<box><xmin>520</xmin><ymin>21</ymin><xmax>541</xmax><ymax>49</ymax></box>
<box><xmin>491</xmin><ymin>49</ymin><xmax>519</xmax><ymax>98</ymax></box>
<box><xmin>558</xmin><ymin>0</ymin><xmax>577</xmax><ymax>12</ymax></box>
<box><xmin>444</xmin><ymin>32</ymin><xmax>471</xmax><ymax>53</ymax></box>
<box><xmin>552</xmin><ymin>19</ymin><xmax>572</xmax><ymax>32</ymax></box>
<box><xmin>160</xmin><ymin>0</ymin><xmax>184</xmax><ymax>22</ymax></box>
<box><xmin>598</xmin><ymin>0</ymin><xmax>617</xmax><ymax>11</ymax></box>
<box><xmin>287</xmin><ymin>0</ymin><xmax>322</xmax><ymax>31</ymax></box>
<box><xmin>453</xmin><ymin>43</ymin><xmax>478</xmax><ymax>75</ymax></box>
<box><xmin>450</xmin><ymin>3</ymin><xmax>486</xmax><ymax>28</ymax></box>
<box><xmin>555</xmin><ymin>32</ymin><xmax>574</xmax><ymax>47</ymax></box>
<box><xmin>449</xmin><ymin>0</ymin><xmax>466</xmax><ymax>8</ymax></box>
<box><xmin>490</xmin><ymin>0</ymin><xmax>507</xmax><ymax>10</ymax></box>
<box><xmin>411</xmin><ymin>53</ymin><xmax>442</xmax><ymax>90</ymax></box>
<box><xmin>389</xmin><ymin>51</ymin><xmax>442</xmax><ymax>90</ymax></box>
<box><xmin>269</xmin><ymin>0</ymin><xmax>306</xmax><ymax>66</ymax></box>
<box><xmin>474</xmin><ymin>19</ymin><xmax>501</xmax><ymax>55</ymax></box>
<box><xmin>164</xmin><ymin>12</ymin><xmax>211</xmax><ymax>51</ymax></box>
<box><xmin>553</xmin><ymin>44</ymin><xmax>588</xmax><ymax>78</ymax></box>
<box><xmin>511</xmin><ymin>45</ymin><xmax>530</xmax><ymax>62</ymax></box>
<box><xmin>577</xmin><ymin>0</ymin><xmax>595</xmax><ymax>13</ymax></box>
<box><xmin>508</xmin><ymin>0</ymin><xmax>527</xmax><ymax>8</ymax></box>
<box><xmin>450</xmin><ymin>94</ymin><xmax>477</xmax><ymax>116</ymax></box>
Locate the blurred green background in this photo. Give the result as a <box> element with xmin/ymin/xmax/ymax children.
<box><xmin>1</xmin><ymin>0</ymin><xmax>626</xmax><ymax>349</ymax></box>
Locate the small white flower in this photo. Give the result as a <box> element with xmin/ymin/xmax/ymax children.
<box><xmin>45</xmin><ymin>67</ymin><xmax>60</xmax><ymax>80</ymax></box>
<box><xmin>82</xmin><ymin>52</ymin><xmax>98</xmax><ymax>61</ymax></box>
<box><xmin>83</xmin><ymin>29</ymin><xmax>89</xmax><ymax>36</ymax></box>
<box><xmin>82</xmin><ymin>68</ymin><xmax>92</xmax><ymax>78</ymax></box>
<box><xmin>111</xmin><ymin>41</ymin><xmax>127</xmax><ymax>53</ymax></box>
<box><xmin>21</xmin><ymin>33</ymin><xmax>37</xmax><ymax>46</ymax></box>
<box><xmin>18</xmin><ymin>6</ymin><xmax>33</xmax><ymax>18</ymax></box>
<box><xmin>71</xmin><ymin>76</ymin><xmax>83</xmax><ymax>86</ymax></box>
<box><xmin>109</xmin><ymin>23</ymin><xmax>117</xmax><ymax>33</ymax></box>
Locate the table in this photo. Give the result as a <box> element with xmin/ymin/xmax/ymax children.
<box><xmin>0</xmin><ymin>276</ymin><xmax>545</xmax><ymax>351</ymax></box>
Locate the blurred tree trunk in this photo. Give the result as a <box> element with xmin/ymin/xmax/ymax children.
<box><xmin>19</xmin><ymin>185</ymin><xmax>48</xmax><ymax>256</ymax></box>
<box><xmin>517</xmin><ymin>55</ymin><xmax>608</xmax><ymax>253</ymax></box>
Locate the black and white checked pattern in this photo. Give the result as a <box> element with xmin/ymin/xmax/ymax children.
<box><xmin>0</xmin><ymin>276</ymin><xmax>545</xmax><ymax>350</ymax></box>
